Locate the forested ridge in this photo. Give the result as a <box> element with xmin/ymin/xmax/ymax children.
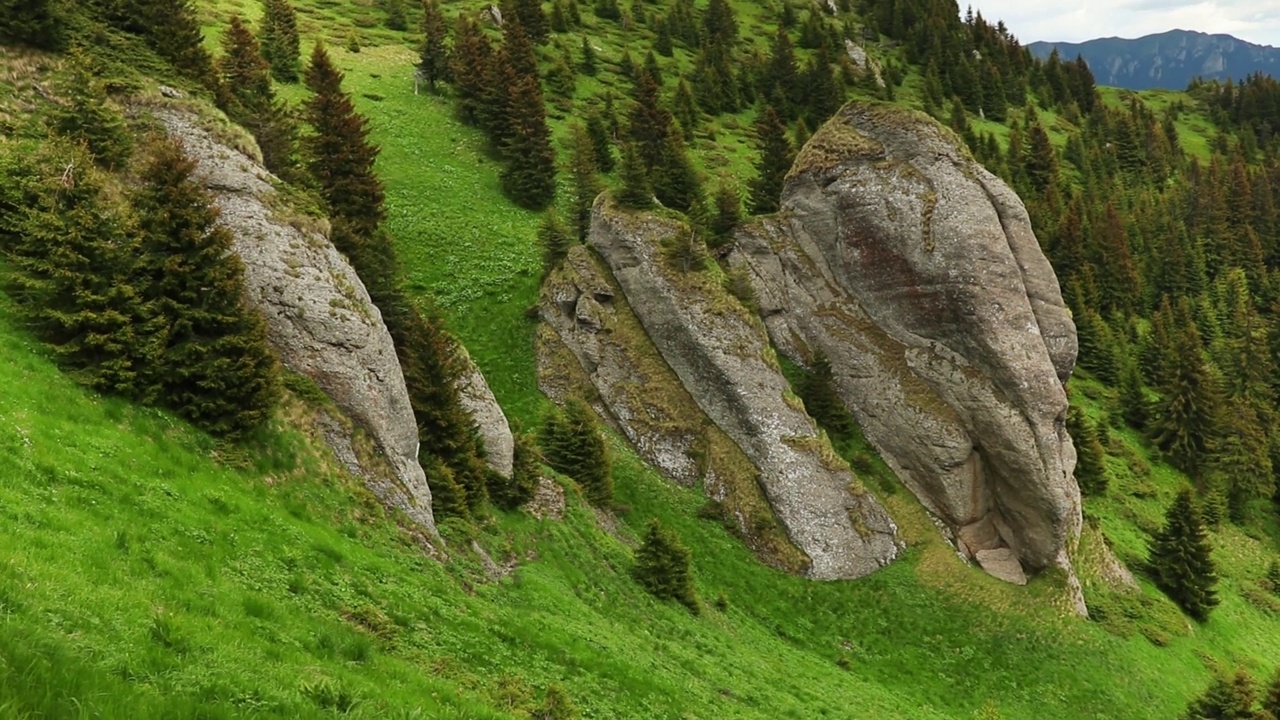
<box><xmin>1</xmin><ymin>0</ymin><xmax>1280</xmax><ymax>717</ymax></box>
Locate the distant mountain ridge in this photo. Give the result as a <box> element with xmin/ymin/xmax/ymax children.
<box><xmin>1028</xmin><ymin>29</ymin><xmax>1280</xmax><ymax>90</ymax></box>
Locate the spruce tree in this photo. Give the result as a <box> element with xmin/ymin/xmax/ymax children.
<box><xmin>139</xmin><ymin>0</ymin><xmax>218</xmax><ymax>88</ymax></box>
<box><xmin>1067</xmin><ymin>406</ymin><xmax>1109</xmax><ymax>497</ymax></box>
<box><xmin>512</xmin><ymin>0</ymin><xmax>549</xmax><ymax>44</ymax></box>
<box><xmin>585</xmin><ymin>111</ymin><xmax>615</xmax><ymax>172</ymax></box>
<box><xmin>218</xmin><ymin>15</ymin><xmax>298</xmax><ymax>179</ymax></box>
<box><xmin>450</xmin><ymin>16</ymin><xmax>495</xmax><ymax>126</ymax></box>
<box><xmin>384</xmin><ymin>0</ymin><xmax>408</xmax><ymax>30</ymax></box>
<box><xmin>580</xmin><ymin>35</ymin><xmax>599</xmax><ymax>75</ymax></box>
<box><xmin>132</xmin><ymin>139</ymin><xmax>280</xmax><ymax>436</ymax></box>
<box><xmin>540</xmin><ymin>398</ymin><xmax>613</xmax><ymax>507</ymax></box>
<box><xmin>537</xmin><ymin>212</ymin><xmax>573</xmax><ymax>275</ymax></box>
<box><xmin>500</xmin><ymin>73</ymin><xmax>558</xmax><ymax>210</ymax></box>
<box><xmin>1264</xmin><ymin>669</ymin><xmax>1280</xmax><ymax>720</ymax></box>
<box><xmin>1152</xmin><ymin>321</ymin><xmax>1222</xmax><ymax>475</ymax></box>
<box><xmin>418</xmin><ymin>0</ymin><xmax>451</xmax><ymax>93</ymax></box>
<box><xmin>0</xmin><ymin>153</ymin><xmax>146</xmax><ymax>395</ymax></box>
<box><xmin>261</xmin><ymin>0</ymin><xmax>301</xmax><ymax>83</ymax></box>
<box><xmin>799</xmin><ymin>354</ymin><xmax>854</xmax><ymax>439</ymax></box>
<box><xmin>1150</xmin><ymin>488</ymin><xmax>1219</xmax><ymax>621</ymax></box>
<box><xmin>651</xmin><ymin>133</ymin><xmax>701</xmax><ymax>212</ymax></box>
<box><xmin>303</xmin><ymin>43</ymin><xmax>388</xmax><ymax>257</ymax></box>
<box><xmin>51</xmin><ymin>51</ymin><xmax>133</xmax><ymax>170</ymax></box>
<box><xmin>709</xmin><ymin>180</ymin><xmax>741</xmax><ymax>245</ymax></box>
<box><xmin>615</xmin><ymin>142</ymin><xmax>654</xmax><ymax>210</ymax></box>
<box><xmin>1183</xmin><ymin>670</ymin><xmax>1260</xmax><ymax>720</ymax></box>
<box><xmin>489</xmin><ymin>433</ymin><xmax>540</xmax><ymax>510</ymax></box>
<box><xmin>633</xmin><ymin>519</ymin><xmax>699</xmax><ymax>613</ymax></box>
<box><xmin>748</xmin><ymin>106</ymin><xmax>794</xmax><ymax>215</ymax></box>
<box><xmin>567</xmin><ymin>123</ymin><xmax>603</xmax><ymax>242</ymax></box>
<box><xmin>672</xmin><ymin>80</ymin><xmax>699</xmax><ymax>141</ymax></box>
<box><xmin>0</xmin><ymin>0</ymin><xmax>66</xmax><ymax>50</ymax></box>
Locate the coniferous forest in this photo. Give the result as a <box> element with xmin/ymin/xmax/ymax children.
<box><xmin>1</xmin><ymin>0</ymin><xmax>1280</xmax><ymax>718</ymax></box>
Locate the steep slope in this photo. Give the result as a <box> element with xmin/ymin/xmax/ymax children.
<box><xmin>1030</xmin><ymin>30</ymin><xmax>1280</xmax><ymax>90</ymax></box>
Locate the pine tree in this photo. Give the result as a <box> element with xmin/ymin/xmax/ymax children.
<box><xmin>540</xmin><ymin>398</ymin><xmax>613</xmax><ymax>507</ymax></box>
<box><xmin>0</xmin><ymin>0</ymin><xmax>66</xmax><ymax>50</ymax></box>
<box><xmin>567</xmin><ymin>123</ymin><xmax>603</xmax><ymax>242</ymax></box>
<box><xmin>132</xmin><ymin>139</ymin><xmax>280</xmax><ymax>436</ymax></box>
<box><xmin>425</xmin><ymin>452</ymin><xmax>471</xmax><ymax>521</ymax></box>
<box><xmin>633</xmin><ymin>519</ymin><xmax>699</xmax><ymax>613</ymax></box>
<box><xmin>1149</xmin><ymin>488</ymin><xmax>1219</xmax><ymax>621</ymax></box>
<box><xmin>1067</xmin><ymin>406</ymin><xmax>1108</xmax><ymax>497</ymax></box>
<box><xmin>615</xmin><ymin>142</ymin><xmax>654</xmax><ymax>210</ymax></box>
<box><xmin>1209</xmin><ymin>397</ymin><xmax>1273</xmax><ymax>524</ymax></box>
<box><xmin>418</xmin><ymin>0</ymin><xmax>451</xmax><ymax>93</ymax></box>
<box><xmin>261</xmin><ymin>0</ymin><xmax>301</xmax><ymax>82</ymax></box>
<box><xmin>748</xmin><ymin>106</ymin><xmax>794</xmax><ymax>215</ymax></box>
<box><xmin>500</xmin><ymin>73</ymin><xmax>558</xmax><ymax>210</ymax></box>
<box><xmin>450</xmin><ymin>16</ymin><xmax>495</xmax><ymax>126</ymax></box>
<box><xmin>1184</xmin><ymin>669</ymin><xmax>1260</xmax><ymax>720</ymax></box>
<box><xmin>1118</xmin><ymin>362</ymin><xmax>1150</xmax><ymax>430</ymax></box>
<box><xmin>218</xmin><ymin>15</ymin><xmax>298</xmax><ymax>179</ymax></box>
<box><xmin>51</xmin><ymin>51</ymin><xmax>133</xmax><ymax>170</ymax></box>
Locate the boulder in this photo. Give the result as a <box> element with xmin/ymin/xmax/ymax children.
<box><xmin>975</xmin><ymin>548</ymin><xmax>1027</xmax><ymax>586</ymax></box>
<box><xmin>152</xmin><ymin>106</ymin><xmax>437</xmax><ymax>536</ymax></box>
<box><xmin>729</xmin><ymin>101</ymin><xmax>1080</xmax><ymax>587</ymax></box>
<box><xmin>454</xmin><ymin>345</ymin><xmax>513</xmax><ymax>478</ymax></box>
<box><xmin>586</xmin><ymin>197</ymin><xmax>902</xmax><ymax>579</ymax></box>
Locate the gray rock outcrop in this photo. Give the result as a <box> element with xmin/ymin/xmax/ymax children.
<box><xmin>583</xmin><ymin>198</ymin><xmax>902</xmax><ymax>580</ymax></box>
<box><xmin>537</xmin><ymin>246</ymin><xmax>809</xmax><ymax>573</ymax></box>
<box><xmin>454</xmin><ymin>346</ymin><xmax>514</xmax><ymax>477</ymax></box>
<box><xmin>151</xmin><ymin>105</ymin><xmax>437</xmax><ymax>536</ymax></box>
<box><xmin>729</xmin><ymin>101</ymin><xmax>1080</xmax><ymax>586</ymax></box>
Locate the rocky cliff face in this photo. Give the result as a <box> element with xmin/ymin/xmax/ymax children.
<box><xmin>152</xmin><ymin>104</ymin><xmax>438</xmax><ymax>536</ymax></box>
<box><xmin>730</xmin><ymin>102</ymin><xmax>1080</xmax><ymax>584</ymax></box>
<box><xmin>541</xmin><ymin>198</ymin><xmax>902</xmax><ymax>580</ymax></box>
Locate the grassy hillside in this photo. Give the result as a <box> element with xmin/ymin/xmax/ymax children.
<box><xmin>2</xmin><ymin>0</ymin><xmax>1280</xmax><ymax>717</ymax></box>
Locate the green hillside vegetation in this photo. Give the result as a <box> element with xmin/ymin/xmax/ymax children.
<box><xmin>2</xmin><ymin>0</ymin><xmax>1280</xmax><ymax>717</ymax></box>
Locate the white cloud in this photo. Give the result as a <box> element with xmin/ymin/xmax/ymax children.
<box><xmin>962</xmin><ymin>1</ymin><xmax>1280</xmax><ymax>46</ymax></box>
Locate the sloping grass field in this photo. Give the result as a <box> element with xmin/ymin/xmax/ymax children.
<box><xmin>0</xmin><ymin>0</ymin><xmax>1276</xmax><ymax>717</ymax></box>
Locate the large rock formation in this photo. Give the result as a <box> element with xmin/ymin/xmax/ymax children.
<box><xmin>151</xmin><ymin>105</ymin><xmax>438</xmax><ymax>536</ymax></box>
<box><xmin>537</xmin><ymin>245</ymin><xmax>810</xmax><ymax>573</ymax></box>
<box><xmin>729</xmin><ymin>101</ymin><xmax>1080</xmax><ymax>581</ymax></box>
<box><xmin>569</xmin><ymin>198</ymin><xmax>902</xmax><ymax>580</ymax></box>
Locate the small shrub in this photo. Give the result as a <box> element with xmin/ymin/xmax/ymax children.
<box><xmin>534</xmin><ymin>684</ymin><xmax>577</xmax><ymax>719</ymax></box>
<box><xmin>488</xmin><ymin>433</ymin><xmax>540</xmax><ymax>510</ymax></box>
<box><xmin>539</xmin><ymin>399</ymin><xmax>613</xmax><ymax>507</ymax></box>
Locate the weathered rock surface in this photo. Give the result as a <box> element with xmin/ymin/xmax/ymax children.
<box><xmin>537</xmin><ymin>246</ymin><xmax>809</xmax><ymax>572</ymax></box>
<box><xmin>152</xmin><ymin>105</ymin><xmax>437</xmax><ymax>536</ymax></box>
<box><xmin>729</xmin><ymin>101</ymin><xmax>1080</xmax><ymax>587</ymax></box>
<box><xmin>454</xmin><ymin>345</ymin><xmax>514</xmax><ymax>477</ymax></box>
<box><xmin>582</xmin><ymin>197</ymin><xmax>902</xmax><ymax>580</ymax></box>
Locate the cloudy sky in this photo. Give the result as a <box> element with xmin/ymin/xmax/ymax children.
<box><xmin>963</xmin><ymin>1</ymin><xmax>1280</xmax><ymax>46</ymax></box>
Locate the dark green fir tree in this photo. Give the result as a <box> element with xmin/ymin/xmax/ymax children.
<box><xmin>260</xmin><ymin>0</ymin><xmax>301</xmax><ymax>82</ymax></box>
<box><xmin>633</xmin><ymin>519</ymin><xmax>698</xmax><ymax>613</ymax></box>
<box><xmin>1150</xmin><ymin>488</ymin><xmax>1219</xmax><ymax>621</ymax></box>
<box><xmin>748</xmin><ymin>106</ymin><xmax>794</xmax><ymax>215</ymax></box>
<box><xmin>418</xmin><ymin>0</ymin><xmax>451</xmax><ymax>93</ymax></box>
<box><xmin>540</xmin><ymin>398</ymin><xmax>613</xmax><ymax>507</ymax></box>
